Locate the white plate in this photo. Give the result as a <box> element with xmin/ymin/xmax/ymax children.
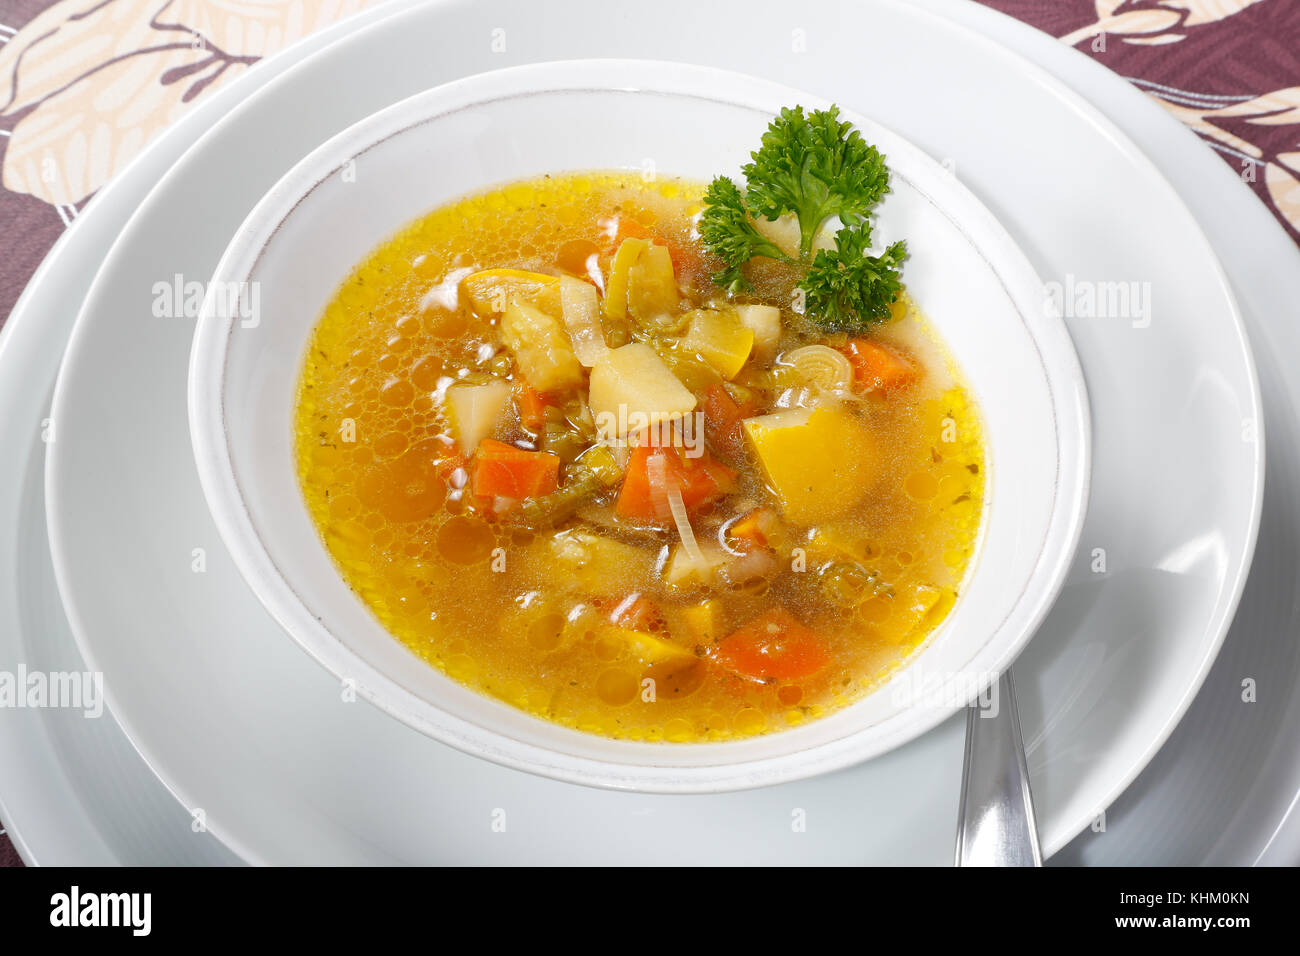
<box><xmin>40</xmin><ymin>0</ymin><xmax>1260</xmax><ymax>865</ymax></box>
<box><xmin>950</xmin><ymin>4</ymin><xmax>1300</xmax><ymax>867</ymax></box>
<box><xmin>0</xmin><ymin>0</ymin><xmax>413</xmax><ymax>865</ymax></box>
<box><xmin>6</xmin><ymin>0</ymin><xmax>1294</xmax><ymax>863</ymax></box>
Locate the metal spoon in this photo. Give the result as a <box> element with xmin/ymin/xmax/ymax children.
<box><xmin>954</xmin><ymin>668</ymin><xmax>1042</xmax><ymax>866</ymax></box>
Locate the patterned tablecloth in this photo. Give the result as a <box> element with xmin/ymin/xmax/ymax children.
<box><xmin>0</xmin><ymin>0</ymin><xmax>1296</xmax><ymax>867</ymax></box>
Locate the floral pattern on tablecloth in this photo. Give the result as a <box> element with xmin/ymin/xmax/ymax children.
<box><xmin>980</xmin><ymin>0</ymin><xmax>1300</xmax><ymax>243</ymax></box>
<box><xmin>0</xmin><ymin>0</ymin><xmax>381</xmax><ymax>324</ymax></box>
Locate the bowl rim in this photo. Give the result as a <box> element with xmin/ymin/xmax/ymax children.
<box><xmin>189</xmin><ymin>58</ymin><xmax>1091</xmax><ymax>792</ymax></box>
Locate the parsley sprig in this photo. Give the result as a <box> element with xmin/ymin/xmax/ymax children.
<box><xmin>699</xmin><ymin>105</ymin><xmax>906</xmax><ymax>332</ymax></box>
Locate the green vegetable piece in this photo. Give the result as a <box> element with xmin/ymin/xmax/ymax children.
<box><xmin>513</xmin><ymin>444</ymin><xmax>624</xmax><ymax>527</ymax></box>
<box><xmin>801</xmin><ymin>227</ymin><xmax>907</xmax><ymax>333</ymax></box>
<box><xmin>697</xmin><ymin>177</ymin><xmax>789</xmax><ymax>294</ymax></box>
<box><xmin>743</xmin><ymin>105</ymin><xmax>889</xmax><ymax>256</ymax></box>
<box><xmin>696</xmin><ymin>104</ymin><xmax>905</xmax><ymax>333</ymax></box>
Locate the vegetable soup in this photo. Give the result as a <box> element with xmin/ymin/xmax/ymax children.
<box><xmin>294</xmin><ymin>109</ymin><xmax>986</xmax><ymax>741</ymax></box>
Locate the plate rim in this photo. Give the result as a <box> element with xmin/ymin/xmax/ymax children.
<box><xmin>0</xmin><ymin>0</ymin><xmax>433</xmax><ymax>866</ymax></box>
<box><xmin>914</xmin><ymin>0</ymin><xmax>1266</xmax><ymax>850</ymax></box>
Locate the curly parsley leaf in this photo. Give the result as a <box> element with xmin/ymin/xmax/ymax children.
<box><xmin>697</xmin><ymin>177</ymin><xmax>791</xmax><ymax>294</ymax></box>
<box><xmin>742</xmin><ymin>105</ymin><xmax>890</xmax><ymax>256</ymax></box>
<box><xmin>698</xmin><ymin>104</ymin><xmax>905</xmax><ymax>331</ymax></box>
<box><xmin>801</xmin><ymin>227</ymin><xmax>907</xmax><ymax>333</ymax></box>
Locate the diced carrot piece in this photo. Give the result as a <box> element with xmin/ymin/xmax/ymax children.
<box><xmin>615</xmin><ymin>442</ymin><xmax>668</xmax><ymax>522</ymax></box>
<box><xmin>514</xmin><ymin>380</ymin><xmax>552</xmax><ymax>432</ymax></box>
<box><xmin>843</xmin><ymin>339</ymin><xmax>917</xmax><ymax>393</ymax></box>
<box><xmin>683</xmin><ymin>456</ymin><xmax>739</xmax><ymax>506</ymax></box>
<box><xmin>616</xmin><ymin>438</ymin><xmax>737</xmax><ymax>523</ymax></box>
<box><xmin>608</xmin><ymin>594</ymin><xmax>664</xmax><ymax>632</ymax></box>
<box><xmin>555</xmin><ymin>238</ymin><xmax>601</xmax><ymax>277</ymax></box>
<box><xmin>701</xmin><ymin>384</ymin><xmax>761</xmax><ymax>457</ymax></box>
<box><xmin>727</xmin><ymin>506</ymin><xmax>781</xmax><ymax>550</ymax></box>
<box><xmin>711</xmin><ymin>607</ymin><xmax>830</xmax><ymax>682</ymax></box>
<box><xmin>473</xmin><ymin>438</ymin><xmax>560</xmax><ymax>499</ymax></box>
<box><xmin>596</xmin><ymin>214</ymin><xmax>650</xmax><ymax>252</ymax></box>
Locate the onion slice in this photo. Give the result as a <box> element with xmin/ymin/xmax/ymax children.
<box><xmin>666</xmin><ymin>481</ymin><xmax>705</xmax><ymax>566</ymax></box>
<box><xmin>716</xmin><ymin>513</ymin><xmax>748</xmax><ymax>556</ymax></box>
<box><xmin>645</xmin><ymin>452</ymin><xmax>673</xmax><ymax>523</ymax></box>
<box><xmin>718</xmin><ymin>547</ymin><xmax>777</xmax><ymax>587</ymax></box>
<box><xmin>560</xmin><ymin>276</ymin><xmax>609</xmax><ymax>367</ymax></box>
<box><xmin>781</xmin><ymin>344</ymin><xmax>853</xmax><ymax>393</ymax></box>
<box><xmin>647</xmin><ymin>451</ymin><xmax>704</xmax><ymax>564</ymax></box>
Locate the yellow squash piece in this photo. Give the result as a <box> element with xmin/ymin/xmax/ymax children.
<box><xmin>679</xmin><ymin>600</ymin><xmax>722</xmax><ymax>644</ymax></box>
<box><xmin>460</xmin><ymin>268</ymin><xmax>561</xmax><ymax>318</ymax></box>
<box><xmin>682</xmin><ymin>309</ymin><xmax>754</xmax><ymax>380</ymax></box>
<box><xmin>742</xmin><ymin>405</ymin><xmax>877</xmax><ymax>524</ymax></box>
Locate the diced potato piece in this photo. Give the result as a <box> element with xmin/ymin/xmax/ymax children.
<box><xmin>444</xmin><ymin>380</ymin><xmax>511</xmax><ymax>454</ymax></box>
<box><xmin>742</xmin><ymin>406</ymin><xmax>877</xmax><ymax>524</ymax></box>
<box><xmin>501</xmin><ymin>298</ymin><xmax>583</xmax><ymax>392</ymax></box>
<box><xmin>627</xmin><ymin>244</ymin><xmax>678</xmax><ymax>321</ymax></box>
<box><xmin>589</xmin><ymin>343</ymin><xmax>697</xmax><ymax>440</ymax></box>
<box><xmin>548</xmin><ymin>529</ymin><xmax>654</xmax><ymax>592</ymax></box>
<box><xmin>682</xmin><ymin>309</ymin><xmax>754</xmax><ymax>380</ymax></box>
<box><xmin>663</xmin><ymin>542</ymin><xmax>729</xmax><ymax>588</ymax></box>
<box><xmin>608</xmin><ymin>626</ymin><xmax>697</xmax><ymax>666</ymax></box>
<box><xmin>460</xmin><ymin>268</ymin><xmax>561</xmax><ymax>318</ymax></box>
<box><xmin>559</xmin><ymin>276</ymin><xmax>609</xmax><ymax>367</ymax></box>
<box><xmin>679</xmin><ymin>600</ymin><xmax>722</xmax><ymax>643</ymax></box>
<box><xmin>733</xmin><ymin>304</ymin><xmax>781</xmax><ymax>359</ymax></box>
<box><xmin>603</xmin><ymin>238</ymin><xmax>647</xmax><ymax>320</ymax></box>
<box><xmin>752</xmin><ymin>212</ymin><xmax>801</xmax><ymax>259</ymax></box>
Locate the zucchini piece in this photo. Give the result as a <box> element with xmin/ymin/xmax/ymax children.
<box><xmin>627</xmin><ymin>244</ymin><xmax>679</xmax><ymax>321</ymax></box>
<box><xmin>681</xmin><ymin>309</ymin><xmax>755</xmax><ymax>380</ymax></box>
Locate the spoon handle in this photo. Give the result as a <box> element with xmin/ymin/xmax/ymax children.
<box><xmin>955</xmin><ymin>669</ymin><xmax>1042</xmax><ymax>866</ymax></box>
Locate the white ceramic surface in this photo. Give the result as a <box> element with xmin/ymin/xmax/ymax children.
<box><xmin>950</xmin><ymin>1</ymin><xmax>1300</xmax><ymax>867</ymax></box>
<box><xmin>0</xmin><ymin>0</ymin><xmax>395</xmax><ymax>864</ymax></box>
<box><xmin>188</xmin><ymin>60</ymin><xmax>1089</xmax><ymax>792</ymax></box>
<box><xmin>5</xmin><ymin>0</ymin><xmax>1289</xmax><ymax>865</ymax></box>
